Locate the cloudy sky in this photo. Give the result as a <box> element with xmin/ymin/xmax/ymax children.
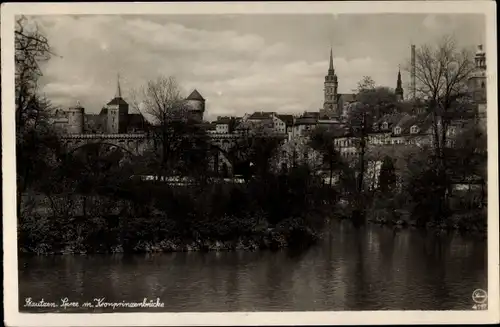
<box><xmin>32</xmin><ymin>14</ymin><xmax>485</xmax><ymax>121</ymax></box>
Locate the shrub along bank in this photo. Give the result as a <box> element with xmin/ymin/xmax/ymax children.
<box><xmin>19</xmin><ymin>166</ymin><xmax>332</xmax><ymax>255</ymax></box>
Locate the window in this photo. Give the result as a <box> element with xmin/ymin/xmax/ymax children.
<box><xmin>481</xmin><ymin>81</ymin><xmax>485</xmax><ymax>89</ymax></box>
<box><xmin>410</xmin><ymin>125</ymin><xmax>419</xmax><ymax>134</ymax></box>
<box><xmin>394</xmin><ymin>127</ymin><xmax>401</xmax><ymax>135</ymax></box>
<box><xmin>382</xmin><ymin>122</ymin><xmax>388</xmax><ymax>130</ymax></box>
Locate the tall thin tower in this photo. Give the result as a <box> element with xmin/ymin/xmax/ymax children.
<box><xmin>411</xmin><ymin>44</ymin><xmax>416</xmax><ymax>100</ymax></box>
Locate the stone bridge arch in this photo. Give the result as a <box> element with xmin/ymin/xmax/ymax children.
<box><xmin>60</xmin><ymin>132</ymin><xmax>238</xmax><ymax>175</ymax></box>
<box><xmin>66</xmin><ymin>141</ymin><xmax>136</xmax><ymax>157</ymax></box>
<box><xmin>61</xmin><ymin>134</ymin><xmax>150</xmax><ymax>156</ymax></box>
<box><xmin>208</xmin><ymin>134</ymin><xmax>240</xmax><ymax>175</ymax></box>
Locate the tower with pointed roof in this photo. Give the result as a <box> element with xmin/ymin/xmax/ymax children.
<box><xmin>323</xmin><ymin>48</ymin><xmax>339</xmax><ymax>118</ymax></box>
<box><xmin>395</xmin><ymin>67</ymin><xmax>404</xmax><ymax>102</ymax></box>
<box><xmin>106</xmin><ymin>74</ymin><xmax>129</xmax><ymax>133</ymax></box>
<box><xmin>185</xmin><ymin>89</ymin><xmax>205</xmax><ymax>122</ymax></box>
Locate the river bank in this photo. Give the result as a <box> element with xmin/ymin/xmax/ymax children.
<box><xmin>18</xmin><ymin>220</ymin><xmax>487</xmax><ymax>311</ymax></box>
<box><xmin>365</xmin><ymin>210</ymin><xmax>487</xmax><ymax>237</ymax></box>
<box><xmin>18</xmin><ymin>208</ymin><xmax>487</xmax><ymax>255</ymax></box>
<box><xmin>18</xmin><ymin>214</ymin><xmax>321</xmax><ymax>255</ymax></box>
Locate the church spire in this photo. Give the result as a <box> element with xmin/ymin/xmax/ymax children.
<box><xmin>115</xmin><ymin>73</ymin><xmax>122</xmax><ymax>98</ymax></box>
<box><xmin>328</xmin><ymin>48</ymin><xmax>334</xmax><ymax>73</ymax></box>
<box><xmin>397</xmin><ymin>67</ymin><xmax>402</xmax><ymax>88</ymax></box>
<box><xmin>395</xmin><ymin>66</ymin><xmax>404</xmax><ymax>101</ymax></box>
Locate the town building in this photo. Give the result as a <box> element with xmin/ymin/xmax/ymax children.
<box><xmin>235</xmin><ymin>111</ymin><xmax>294</xmax><ymax>136</ymax></box>
<box><xmin>213</xmin><ymin>116</ymin><xmax>239</xmax><ymax>134</ymax></box>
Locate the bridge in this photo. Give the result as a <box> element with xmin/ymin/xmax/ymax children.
<box><xmin>60</xmin><ymin>132</ymin><xmax>239</xmax><ymax>174</ymax></box>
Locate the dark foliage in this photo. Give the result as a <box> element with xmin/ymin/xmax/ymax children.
<box><xmin>378</xmin><ymin>155</ymin><xmax>397</xmax><ymax>193</ymax></box>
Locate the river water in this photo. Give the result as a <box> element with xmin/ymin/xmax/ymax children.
<box><xmin>18</xmin><ymin>220</ymin><xmax>487</xmax><ymax>312</ymax></box>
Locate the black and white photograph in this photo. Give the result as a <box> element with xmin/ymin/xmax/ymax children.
<box><xmin>2</xmin><ymin>1</ymin><xmax>498</xmax><ymax>326</ymax></box>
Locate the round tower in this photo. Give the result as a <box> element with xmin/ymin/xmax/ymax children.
<box><xmin>67</xmin><ymin>101</ymin><xmax>85</xmax><ymax>134</ymax></box>
<box><xmin>185</xmin><ymin>89</ymin><xmax>205</xmax><ymax>122</ymax></box>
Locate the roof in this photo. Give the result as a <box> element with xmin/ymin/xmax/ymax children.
<box><xmin>198</xmin><ymin>122</ymin><xmax>217</xmax><ymax>131</ymax></box>
<box><xmin>248</xmin><ymin>111</ymin><xmax>275</xmax><ymax>120</ymax></box>
<box><xmin>186</xmin><ymin>89</ymin><xmax>205</xmax><ymax>101</ymax></box>
<box><xmin>107</xmin><ymin>97</ymin><xmax>128</xmax><ymax>106</ymax></box>
<box><xmin>235</xmin><ymin>119</ymin><xmax>273</xmax><ymax>131</ymax></box>
<box><xmin>294</xmin><ymin>111</ymin><xmax>323</xmax><ymax>125</ymax></box>
<box><xmin>318</xmin><ymin>118</ymin><xmax>343</xmax><ymax>125</ymax></box>
<box><xmin>276</xmin><ymin>114</ymin><xmax>294</xmax><ymax>126</ymax></box>
<box><xmin>215</xmin><ymin>116</ymin><xmax>234</xmax><ymax>124</ymax></box>
<box><xmin>302</xmin><ymin>111</ymin><xmax>320</xmax><ymax>118</ymax></box>
<box><xmin>295</xmin><ymin>117</ymin><xmax>318</xmax><ymax>125</ymax></box>
<box><xmin>411</xmin><ymin>113</ymin><xmax>433</xmax><ymax>135</ymax></box>
<box><xmin>394</xmin><ymin>115</ymin><xmax>414</xmax><ymax>129</ymax></box>
<box><xmin>377</xmin><ymin>113</ymin><xmax>406</xmax><ymax>126</ymax></box>
<box><xmin>390</xmin><ymin>113</ymin><xmax>433</xmax><ymax>135</ymax></box>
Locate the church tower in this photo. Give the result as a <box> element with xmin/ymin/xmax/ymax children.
<box><xmin>468</xmin><ymin>44</ymin><xmax>487</xmax><ymax>131</ymax></box>
<box><xmin>395</xmin><ymin>67</ymin><xmax>404</xmax><ymax>101</ymax></box>
<box><xmin>323</xmin><ymin>48</ymin><xmax>339</xmax><ymax>118</ymax></box>
<box><xmin>106</xmin><ymin>74</ymin><xmax>129</xmax><ymax>134</ymax></box>
<box><xmin>469</xmin><ymin>44</ymin><xmax>487</xmax><ymax>103</ymax></box>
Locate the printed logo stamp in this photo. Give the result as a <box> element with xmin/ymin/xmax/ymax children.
<box><xmin>472</xmin><ymin>289</ymin><xmax>488</xmax><ymax>310</ymax></box>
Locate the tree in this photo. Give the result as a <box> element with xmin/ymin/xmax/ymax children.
<box><xmin>308</xmin><ymin>125</ymin><xmax>347</xmax><ymax>187</ymax></box>
<box><xmin>15</xmin><ymin>16</ymin><xmax>62</xmax><ymax>216</ymax></box>
<box><xmin>347</xmin><ymin>77</ymin><xmax>400</xmax><ymax>223</ymax></box>
<box><xmin>408</xmin><ymin>35</ymin><xmax>476</xmax><ymax>219</ymax></box>
<box><xmin>349</xmin><ymin>77</ymin><xmax>398</xmax><ymax>193</ymax></box>
<box><xmin>229</xmin><ymin>131</ymin><xmax>284</xmax><ymax>180</ymax></box>
<box><xmin>446</xmin><ymin>121</ymin><xmax>487</xmax><ymax>207</ymax></box>
<box><xmin>378</xmin><ymin>155</ymin><xmax>396</xmax><ymax>193</ymax></box>
<box><xmin>15</xmin><ymin>16</ymin><xmax>53</xmax><ymax>135</ymax></box>
<box><xmin>131</xmin><ymin>76</ymin><xmax>211</xmax><ymax>179</ymax></box>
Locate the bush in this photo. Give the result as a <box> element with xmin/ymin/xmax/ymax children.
<box><xmin>18</xmin><ymin>164</ymin><xmax>334</xmax><ymax>254</ymax></box>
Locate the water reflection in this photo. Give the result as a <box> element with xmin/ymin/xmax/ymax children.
<box><xmin>19</xmin><ymin>221</ymin><xmax>487</xmax><ymax>312</ymax></box>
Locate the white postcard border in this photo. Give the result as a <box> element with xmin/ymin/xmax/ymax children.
<box><xmin>2</xmin><ymin>1</ymin><xmax>498</xmax><ymax>326</ymax></box>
